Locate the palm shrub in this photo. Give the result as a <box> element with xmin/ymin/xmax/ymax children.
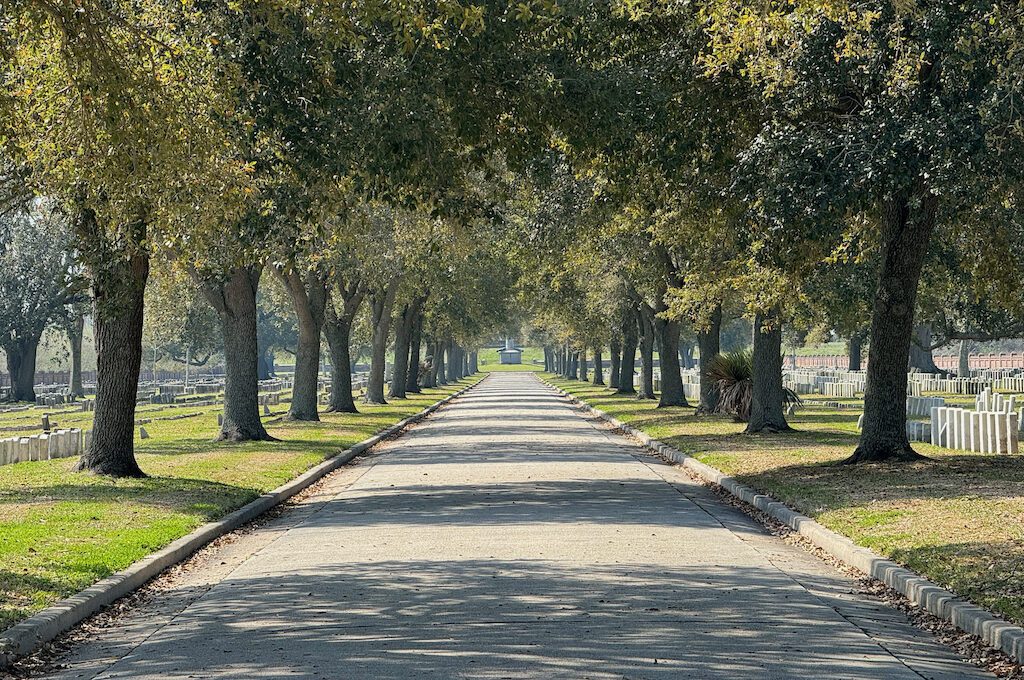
<box><xmin>708</xmin><ymin>350</ymin><xmax>801</xmax><ymax>422</ymax></box>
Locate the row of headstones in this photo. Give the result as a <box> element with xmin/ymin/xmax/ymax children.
<box><xmin>993</xmin><ymin>377</ymin><xmax>1024</xmax><ymax>393</ymax></box>
<box><xmin>259</xmin><ymin>393</ymin><xmax>282</xmax><ymax>406</ymax></box>
<box><xmin>784</xmin><ymin>372</ymin><xmax>868</xmax><ymax>396</ymax></box>
<box><xmin>680</xmin><ymin>370</ymin><xmax>701</xmax><ymax>386</ymax></box>
<box><xmin>36</xmin><ymin>393</ymin><xmax>71</xmax><ymax>406</ymax></box>
<box><xmin>157</xmin><ymin>382</ymin><xmax>224</xmax><ymax>396</ymax></box>
<box><xmin>822</xmin><ymin>382</ymin><xmax>856</xmax><ymax>398</ymax></box>
<box><xmin>931</xmin><ymin>406</ymin><xmax>1020</xmax><ymax>454</ymax></box>
<box><xmin>0</xmin><ymin>428</ymin><xmax>86</xmax><ymax>466</ymax></box>
<box><xmin>318</xmin><ymin>379</ymin><xmax>370</xmax><ymax>404</ymax></box>
<box><xmin>908</xmin><ymin>396</ymin><xmax>945</xmax><ymax>417</ymax></box>
<box><xmin>89</xmin><ymin>385</ymin><xmax>286</xmax><ymax>412</ymax></box>
<box><xmin>972</xmin><ymin>368</ymin><xmax>1024</xmax><ymax>381</ymax></box>
<box><xmin>785</xmin><ymin>368</ymin><xmax>1024</xmax><ymax>399</ymax></box>
<box><xmin>150</xmin><ymin>393</ymin><xmax>224</xmax><ymax>406</ymax></box>
<box><xmin>259</xmin><ymin>378</ymin><xmax>293</xmax><ymax>392</ymax></box>
<box><xmin>978</xmin><ymin>388</ymin><xmax>1019</xmax><ymax>413</ymax></box>
<box><xmin>914</xmin><ymin>376</ymin><xmax>987</xmax><ymax>395</ymax></box>
<box><xmin>856</xmin><ymin>397</ymin><xmax>946</xmax><ymax>429</ymax></box>
<box><xmin>648</xmin><ymin>377</ymin><xmax>700</xmax><ymax>397</ymax></box>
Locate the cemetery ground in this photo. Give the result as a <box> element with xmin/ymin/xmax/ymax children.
<box><xmin>546</xmin><ymin>375</ymin><xmax>1024</xmax><ymax>630</ymax></box>
<box><xmin>0</xmin><ymin>377</ymin><xmax>480</xmax><ymax>633</ymax></box>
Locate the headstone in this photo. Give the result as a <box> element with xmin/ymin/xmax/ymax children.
<box><xmin>263</xmin><ymin>404</ymin><xmax>271</xmax><ymax>416</ymax></box>
<box><xmin>31</xmin><ymin>435</ymin><xmax>46</xmax><ymax>461</ymax></box>
<box><xmin>139</xmin><ymin>426</ymin><xmax>150</xmax><ymax>440</ymax></box>
<box><xmin>1008</xmin><ymin>413</ymin><xmax>1021</xmax><ymax>455</ymax></box>
<box><xmin>41</xmin><ymin>415</ymin><xmax>51</xmax><ymax>431</ymax></box>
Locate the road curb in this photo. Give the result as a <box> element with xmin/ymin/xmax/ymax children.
<box><xmin>0</xmin><ymin>377</ymin><xmax>484</xmax><ymax>669</ymax></box>
<box><xmin>542</xmin><ymin>377</ymin><xmax>1024</xmax><ymax>663</ymax></box>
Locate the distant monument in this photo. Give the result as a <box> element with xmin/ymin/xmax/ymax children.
<box><xmin>499</xmin><ymin>338</ymin><xmax>523</xmax><ymax>365</ymax></box>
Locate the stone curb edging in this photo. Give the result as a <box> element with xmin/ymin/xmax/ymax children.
<box><xmin>542</xmin><ymin>377</ymin><xmax>1024</xmax><ymax>664</ymax></box>
<box><xmin>0</xmin><ymin>377</ymin><xmax>484</xmax><ymax>669</ymax></box>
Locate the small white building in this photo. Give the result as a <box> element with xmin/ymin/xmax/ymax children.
<box><xmin>499</xmin><ymin>338</ymin><xmax>523</xmax><ymax>365</ymax></box>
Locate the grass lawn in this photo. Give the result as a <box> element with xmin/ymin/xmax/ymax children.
<box><xmin>0</xmin><ymin>377</ymin><xmax>480</xmax><ymax>632</ymax></box>
<box><xmin>478</xmin><ymin>346</ymin><xmax>545</xmax><ymax>372</ymax></box>
<box><xmin>545</xmin><ymin>374</ymin><xmax>1024</xmax><ymax>627</ymax></box>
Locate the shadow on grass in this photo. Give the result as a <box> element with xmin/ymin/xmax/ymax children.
<box><xmin>0</xmin><ymin>475</ymin><xmax>260</xmax><ymax>519</ymax></box>
<box><xmin>883</xmin><ymin>539</ymin><xmax>1024</xmax><ymax>625</ymax></box>
<box><xmin>734</xmin><ymin>453</ymin><xmax>1024</xmax><ymax>506</ymax></box>
<box><xmin>0</xmin><ymin>569</ymin><xmax>72</xmax><ymax>630</ymax></box>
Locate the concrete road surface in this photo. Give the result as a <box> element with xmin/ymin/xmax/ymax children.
<box><xmin>44</xmin><ymin>372</ymin><xmax>991</xmax><ymax>679</ymax></box>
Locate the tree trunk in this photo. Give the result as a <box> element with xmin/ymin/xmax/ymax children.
<box><xmin>423</xmin><ymin>341</ymin><xmax>437</xmax><ymax>388</ymax></box>
<box><xmin>452</xmin><ymin>344</ymin><xmax>463</xmax><ymax>380</ymax></box>
<box><xmin>746</xmin><ymin>307</ymin><xmax>791</xmax><ymax>433</ymax></box>
<box><xmin>609</xmin><ymin>336</ymin><xmax>621</xmax><ymax>389</ymax></box>
<box><xmin>848</xmin><ymin>329</ymin><xmax>866</xmax><ymax>371</ymax></box>
<box><xmin>200</xmin><ymin>266</ymin><xmax>273</xmax><ymax>442</ymax></box>
<box><xmin>568</xmin><ymin>350</ymin><xmax>579</xmax><ymax>380</ymax></box>
<box><xmin>469</xmin><ymin>350</ymin><xmax>478</xmax><ymax>374</ymax></box>
<box><xmin>656</xmin><ymin>316</ymin><xmax>687</xmax><ymax>407</ymax></box>
<box><xmin>617</xmin><ymin>308</ymin><xmax>638</xmax><ymax>395</ymax></box>
<box><xmin>389</xmin><ymin>304</ymin><xmax>412</xmax><ymax>398</ymax></box>
<box><xmin>846</xmin><ymin>187</ymin><xmax>937</xmax><ymax>463</ymax></box>
<box><xmin>390</xmin><ymin>298</ymin><xmax>423</xmax><ymax>399</ymax></box>
<box><xmin>592</xmin><ymin>346</ymin><xmax>604</xmax><ymax>385</ymax></box>
<box><xmin>435</xmin><ymin>341</ymin><xmax>448</xmax><ymax>385</ymax></box>
<box><xmin>68</xmin><ymin>314</ymin><xmax>85</xmax><ymax>398</ymax></box>
<box><xmin>697</xmin><ymin>303</ymin><xmax>722</xmax><ymax>414</ymax></box>
<box><xmin>579</xmin><ymin>347</ymin><xmax>588</xmax><ymax>382</ymax></box>
<box><xmin>5</xmin><ymin>334</ymin><xmax>40</xmax><ymax>403</ymax></box>
<box><xmin>76</xmin><ymin>213</ymin><xmax>149</xmax><ymax>477</ymax></box>
<box><xmin>324</xmin><ymin>276</ymin><xmax>364</xmax><ymax>413</ymax></box>
<box><xmin>365</xmin><ymin>279</ymin><xmax>400</xmax><ymax>405</ymax></box>
<box><xmin>637</xmin><ymin>305</ymin><xmax>656</xmax><ymax>400</ymax></box>
<box><xmin>406</xmin><ymin>312</ymin><xmax>424</xmax><ymax>393</ymax></box>
<box><xmin>324</xmin><ymin>315</ymin><xmax>357</xmax><ymax>414</ymax></box>
<box><xmin>908</xmin><ymin>324</ymin><xmax>941</xmax><ymax>373</ymax></box>
<box><xmin>450</xmin><ymin>340</ymin><xmax>462</xmax><ymax>383</ymax></box>
<box><xmin>276</xmin><ymin>267</ymin><xmax>327</xmax><ymax>421</ymax></box>
<box><xmin>958</xmin><ymin>339</ymin><xmax>971</xmax><ymax>378</ymax></box>
<box><xmin>651</xmin><ymin>256</ymin><xmax>687</xmax><ymax>408</ymax></box>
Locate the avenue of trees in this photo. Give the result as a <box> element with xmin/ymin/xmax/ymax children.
<box><xmin>2</xmin><ymin>1</ymin><xmax>1023</xmax><ymax>475</ymax></box>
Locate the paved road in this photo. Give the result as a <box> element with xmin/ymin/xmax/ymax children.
<box><xmin>47</xmin><ymin>373</ymin><xmax>989</xmax><ymax>679</ymax></box>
